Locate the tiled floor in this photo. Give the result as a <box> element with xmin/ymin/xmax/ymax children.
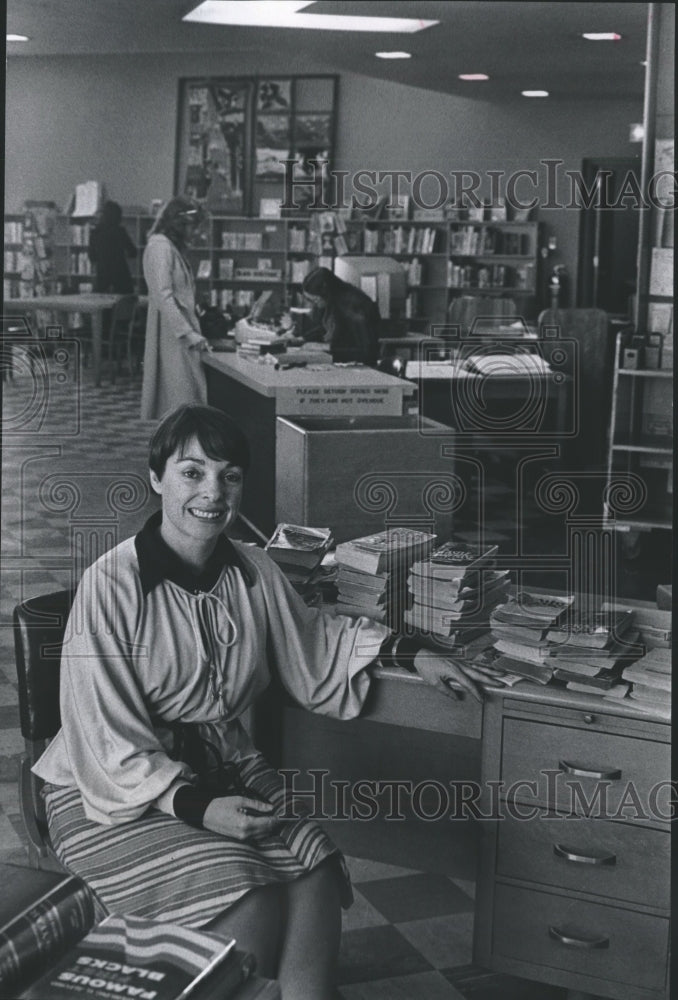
<box><xmin>0</xmin><ymin>340</ymin><xmax>611</xmax><ymax>998</ymax></box>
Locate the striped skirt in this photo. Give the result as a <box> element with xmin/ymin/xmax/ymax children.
<box><xmin>44</xmin><ymin>755</ymin><xmax>352</xmax><ymax>929</ymax></box>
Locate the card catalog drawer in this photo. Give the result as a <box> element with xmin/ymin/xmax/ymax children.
<box><xmin>501</xmin><ymin>719</ymin><xmax>671</xmax><ymax>819</ymax></box>
<box><xmin>494</xmin><ymin>884</ymin><xmax>669</xmax><ymax>993</ymax></box>
<box><xmin>497</xmin><ymin>813</ymin><xmax>669</xmax><ymax>909</ymax></box>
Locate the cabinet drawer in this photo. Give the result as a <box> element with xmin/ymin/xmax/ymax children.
<box><xmin>501</xmin><ymin>718</ymin><xmax>671</xmax><ymax>819</ymax></box>
<box><xmin>497</xmin><ymin>813</ymin><xmax>669</xmax><ymax>909</ymax></box>
<box><xmin>493</xmin><ymin>884</ymin><xmax>669</xmax><ymax>993</ymax></box>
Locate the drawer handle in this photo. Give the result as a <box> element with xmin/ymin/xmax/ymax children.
<box><xmin>559</xmin><ymin>759</ymin><xmax>622</xmax><ymax>781</ymax></box>
<box><xmin>553</xmin><ymin>843</ymin><xmax>617</xmax><ymax>866</ymax></box>
<box><xmin>548</xmin><ymin>925</ymin><xmax>610</xmax><ymax>950</ymax></box>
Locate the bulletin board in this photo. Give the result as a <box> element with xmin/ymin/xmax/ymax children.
<box><xmin>175</xmin><ymin>75</ymin><xmax>338</xmax><ymax>216</ymax></box>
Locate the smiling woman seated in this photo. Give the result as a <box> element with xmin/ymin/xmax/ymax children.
<box><xmin>32</xmin><ymin>404</ymin><xmax>484</xmax><ymax>1000</ymax></box>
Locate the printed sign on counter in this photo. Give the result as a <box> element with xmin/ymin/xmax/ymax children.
<box><xmin>275</xmin><ymin>384</ymin><xmax>406</xmax><ymax>415</ymax></box>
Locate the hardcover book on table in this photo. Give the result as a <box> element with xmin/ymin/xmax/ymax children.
<box><xmin>0</xmin><ymin>864</ymin><xmax>96</xmax><ymax>997</ymax></box>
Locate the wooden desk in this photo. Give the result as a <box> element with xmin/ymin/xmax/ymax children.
<box><xmin>4</xmin><ymin>294</ymin><xmax>122</xmax><ymax>386</ymax></box>
<box><xmin>280</xmin><ymin>657</ymin><xmax>670</xmax><ymax>1000</ymax></box>
<box><xmin>203</xmin><ymin>354</ymin><xmax>414</xmax><ymax>538</ymax></box>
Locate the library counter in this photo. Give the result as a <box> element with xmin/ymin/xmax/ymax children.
<box><xmin>203</xmin><ymin>353</ymin><xmax>415</xmax><ymax>538</ymax></box>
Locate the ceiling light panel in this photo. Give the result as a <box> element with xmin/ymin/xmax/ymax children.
<box><xmin>184</xmin><ymin>2</ymin><xmax>438</xmax><ymax>33</ymax></box>
<box><xmin>582</xmin><ymin>33</ymin><xmax>622</xmax><ymax>41</ymax></box>
<box><xmin>375</xmin><ymin>51</ymin><xmax>412</xmax><ymax>59</ymax></box>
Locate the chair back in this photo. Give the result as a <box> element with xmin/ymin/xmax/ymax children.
<box><xmin>110</xmin><ymin>294</ymin><xmax>138</xmax><ymax>331</ymax></box>
<box><xmin>14</xmin><ymin>589</ymin><xmax>75</xmax><ymax>869</ymax></box>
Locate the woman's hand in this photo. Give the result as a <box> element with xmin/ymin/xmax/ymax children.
<box><xmin>412</xmin><ymin>649</ymin><xmax>485</xmax><ymax>703</ymax></box>
<box><xmin>188</xmin><ymin>336</ymin><xmax>211</xmax><ymax>352</ymax></box>
<box><xmin>203</xmin><ymin>795</ymin><xmax>290</xmax><ymax>840</ymax></box>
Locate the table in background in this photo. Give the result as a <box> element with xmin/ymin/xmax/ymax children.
<box><xmin>5</xmin><ymin>293</ymin><xmax>122</xmax><ymax>386</ymax></box>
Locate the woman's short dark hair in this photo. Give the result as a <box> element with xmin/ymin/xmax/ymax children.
<box><xmin>149</xmin><ymin>405</ymin><xmax>250</xmax><ymax>479</ymax></box>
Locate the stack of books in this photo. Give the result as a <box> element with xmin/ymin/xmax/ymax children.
<box><xmin>489</xmin><ymin>591</ymin><xmax>576</xmax><ymax>684</ymax></box>
<box><xmin>622</xmin><ymin>647</ymin><xmax>671</xmax><ymax>718</ymax></box>
<box><xmin>334</xmin><ymin>528</ymin><xmax>436</xmax><ymax>628</ymax></box>
<box><xmin>547</xmin><ymin>609</ymin><xmax>640</xmax><ymax>697</ymax></box>
<box><xmin>265</xmin><ymin>523</ymin><xmax>334</xmax><ymax>603</ymax></box>
<box><xmin>404</xmin><ymin>539</ymin><xmax>509</xmax><ymax>646</ymax></box>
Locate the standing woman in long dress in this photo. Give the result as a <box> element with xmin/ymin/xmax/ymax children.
<box><xmin>141</xmin><ymin>197</ymin><xmax>211</xmax><ymax>420</ymax></box>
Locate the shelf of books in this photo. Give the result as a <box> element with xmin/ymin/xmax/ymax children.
<box><xmin>4</xmin><ymin>209</ymin><xmax>541</xmax><ymax>331</ymax></box>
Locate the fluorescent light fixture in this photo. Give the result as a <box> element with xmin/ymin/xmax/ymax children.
<box><xmin>375</xmin><ymin>51</ymin><xmax>412</xmax><ymax>59</ymax></box>
<box><xmin>7</xmin><ymin>33</ymin><xmax>29</xmax><ymax>41</ymax></box>
<box><xmin>582</xmin><ymin>32</ymin><xmax>622</xmax><ymax>41</ymax></box>
<box><xmin>522</xmin><ymin>90</ymin><xmax>549</xmax><ymax>97</ymax></box>
<box><xmin>459</xmin><ymin>73</ymin><xmax>489</xmax><ymax>81</ymax></box>
<box><xmin>184</xmin><ymin>2</ymin><xmax>438</xmax><ymax>32</ymax></box>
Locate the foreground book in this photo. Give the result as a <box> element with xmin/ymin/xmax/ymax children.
<box><xmin>20</xmin><ymin>914</ymin><xmax>239</xmax><ymax>1000</ymax></box>
<box><xmin>1</xmin><ymin>863</ymin><xmax>96</xmax><ymax>996</ymax></box>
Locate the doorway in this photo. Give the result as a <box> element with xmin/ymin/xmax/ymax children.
<box><xmin>577</xmin><ymin>156</ymin><xmax>642</xmax><ymax>317</ymax></box>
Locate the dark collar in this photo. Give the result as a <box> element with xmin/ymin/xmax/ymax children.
<box><xmin>135</xmin><ymin>511</ymin><xmax>253</xmax><ymax>596</ymax></box>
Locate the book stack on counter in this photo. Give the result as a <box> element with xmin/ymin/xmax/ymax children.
<box><xmin>490</xmin><ymin>595</ymin><xmax>644</xmax><ymax>696</ymax></box>
<box><xmin>489</xmin><ymin>592</ymin><xmax>577</xmax><ymax>685</ymax></box>
<box><xmin>334</xmin><ymin>528</ymin><xmax>437</xmax><ymax>628</ymax></box>
<box><xmin>404</xmin><ymin>540</ymin><xmax>511</xmax><ymax>655</ymax></box>
<box><xmin>622</xmin><ymin>647</ymin><xmax>671</xmax><ymax>719</ymax></box>
<box><xmin>265</xmin><ymin>523</ymin><xmax>334</xmax><ymax>606</ymax></box>
<box><xmin>546</xmin><ymin>609</ymin><xmax>641</xmax><ymax>699</ymax></box>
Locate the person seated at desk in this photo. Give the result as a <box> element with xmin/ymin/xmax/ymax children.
<box><xmin>33</xmin><ymin>404</ymin><xmax>484</xmax><ymax>1000</ymax></box>
<box><xmin>302</xmin><ymin>265</ymin><xmax>381</xmax><ymax>366</ymax></box>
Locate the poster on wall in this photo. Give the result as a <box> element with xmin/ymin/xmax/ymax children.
<box><xmin>176</xmin><ymin>76</ymin><xmax>337</xmax><ymax>215</ymax></box>
<box><xmin>178</xmin><ymin>79</ymin><xmax>253</xmax><ymax>213</ymax></box>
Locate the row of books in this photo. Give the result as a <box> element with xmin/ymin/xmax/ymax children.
<box><xmin>448</xmin><ymin>262</ymin><xmax>534</xmax><ymax>290</ymax></box>
<box><xmin>0</xmin><ymin>864</ymin><xmax>266</xmax><ymax>1000</ymax></box>
<box><xmin>4</xmin><ymin>220</ymin><xmax>23</xmax><ymax>243</ymax></box>
<box><xmin>220</xmin><ymin>232</ymin><xmax>265</xmax><ymax>251</ymax></box>
<box><xmin>70</xmin><ymin>252</ymin><xmax>94</xmax><ymax>275</ymax></box>
<box><xmin>449</xmin><ymin>227</ymin><xmax>529</xmax><ymax>256</ymax></box>
<box><xmin>69</xmin><ymin>223</ymin><xmax>92</xmax><ymax>246</ymax></box>
<box><xmin>362</xmin><ymin>226</ymin><xmax>439</xmax><ymax>255</ymax></box>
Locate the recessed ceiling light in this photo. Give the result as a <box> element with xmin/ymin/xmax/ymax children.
<box><xmin>375</xmin><ymin>51</ymin><xmax>412</xmax><ymax>59</ymax></box>
<box><xmin>7</xmin><ymin>34</ymin><xmax>29</xmax><ymax>41</ymax></box>
<box><xmin>184</xmin><ymin>2</ymin><xmax>438</xmax><ymax>32</ymax></box>
<box><xmin>459</xmin><ymin>74</ymin><xmax>489</xmax><ymax>81</ymax></box>
<box><xmin>640</xmin><ymin>60</ymin><xmax>648</xmax><ymax>66</ymax></box>
<box><xmin>522</xmin><ymin>90</ymin><xmax>549</xmax><ymax>98</ymax></box>
<box><xmin>582</xmin><ymin>32</ymin><xmax>622</xmax><ymax>41</ymax></box>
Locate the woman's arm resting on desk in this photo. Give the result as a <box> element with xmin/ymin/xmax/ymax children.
<box><xmin>377</xmin><ymin>633</ymin><xmax>484</xmax><ymax>702</ymax></box>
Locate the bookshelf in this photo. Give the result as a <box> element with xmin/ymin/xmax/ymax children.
<box><xmin>4</xmin><ymin>211</ymin><xmax>541</xmax><ymax>328</ymax></box>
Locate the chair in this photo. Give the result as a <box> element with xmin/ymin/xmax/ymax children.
<box><xmin>13</xmin><ymin>589</ymin><xmax>75</xmax><ymax>870</ymax></box>
<box><xmin>102</xmin><ymin>294</ymin><xmax>138</xmax><ymax>383</ymax></box>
